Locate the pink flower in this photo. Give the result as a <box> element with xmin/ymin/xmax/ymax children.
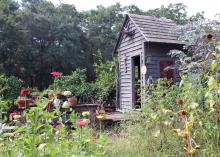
<box><xmin>10</xmin><ymin>112</ymin><xmax>18</xmax><ymax>117</ymax></box>
<box><xmin>76</xmin><ymin>119</ymin><xmax>88</xmax><ymax>127</ymax></box>
<box><xmin>50</xmin><ymin>71</ymin><xmax>61</xmax><ymax>77</ymax></box>
<box><xmin>20</xmin><ymin>89</ymin><xmax>29</xmax><ymax>95</ymax></box>
<box><xmin>55</xmin><ymin>123</ymin><xmax>61</xmax><ymax>129</ymax></box>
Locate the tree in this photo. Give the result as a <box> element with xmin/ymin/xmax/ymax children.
<box><xmin>0</xmin><ymin>0</ymin><xmax>27</xmax><ymax>77</ymax></box>
<box><xmin>145</xmin><ymin>3</ymin><xmax>188</xmax><ymax>25</ymax></box>
<box><xmin>145</xmin><ymin>3</ymin><xmax>204</xmax><ymax>25</ymax></box>
<box><xmin>81</xmin><ymin>3</ymin><xmax>124</xmax><ymax>61</ymax></box>
<box><xmin>20</xmin><ymin>1</ymin><xmax>87</xmax><ymax>89</ymax></box>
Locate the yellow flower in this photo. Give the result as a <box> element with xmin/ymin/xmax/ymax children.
<box><xmin>82</xmin><ymin>111</ymin><xmax>90</xmax><ymax>117</ymax></box>
<box><xmin>96</xmin><ymin>115</ymin><xmax>105</xmax><ymax>120</ymax></box>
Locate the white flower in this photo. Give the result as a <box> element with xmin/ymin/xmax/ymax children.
<box><xmin>63</xmin><ymin>91</ymin><xmax>72</xmax><ymax>96</ymax></box>
<box><xmin>53</xmin><ymin>98</ymin><xmax>61</xmax><ymax>107</ymax></box>
<box><xmin>62</xmin><ymin>101</ymin><xmax>70</xmax><ymax>108</ymax></box>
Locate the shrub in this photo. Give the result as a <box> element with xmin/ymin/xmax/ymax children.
<box><xmin>0</xmin><ymin>74</ymin><xmax>24</xmax><ymax>113</ymax></box>
<box><xmin>0</xmin><ymin>74</ymin><xmax>24</xmax><ymax>100</ymax></box>
<box><xmin>49</xmin><ymin>58</ymin><xmax>117</xmax><ymax>103</ymax></box>
<box><xmin>50</xmin><ymin>69</ymin><xmax>93</xmax><ymax>101</ymax></box>
<box><xmin>92</xmin><ymin>59</ymin><xmax>116</xmax><ymax>101</ymax></box>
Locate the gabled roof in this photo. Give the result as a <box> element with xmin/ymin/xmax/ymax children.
<box><xmin>114</xmin><ymin>14</ymin><xmax>182</xmax><ymax>53</ymax></box>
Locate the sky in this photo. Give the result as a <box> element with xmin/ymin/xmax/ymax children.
<box><xmin>50</xmin><ymin>0</ymin><xmax>220</xmax><ymax>19</ymax></box>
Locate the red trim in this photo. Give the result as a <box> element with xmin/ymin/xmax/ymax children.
<box><xmin>160</xmin><ymin>60</ymin><xmax>174</xmax><ymax>79</ymax></box>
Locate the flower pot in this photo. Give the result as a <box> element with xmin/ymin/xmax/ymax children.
<box><xmin>68</xmin><ymin>97</ymin><xmax>77</xmax><ymax>105</ymax></box>
<box><xmin>47</xmin><ymin>101</ymin><xmax>54</xmax><ymax>111</ymax></box>
<box><xmin>17</xmin><ymin>98</ymin><xmax>31</xmax><ymax>109</ymax></box>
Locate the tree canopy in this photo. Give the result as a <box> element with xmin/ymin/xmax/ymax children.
<box><xmin>0</xmin><ymin>0</ymin><xmax>206</xmax><ymax>89</ymax></box>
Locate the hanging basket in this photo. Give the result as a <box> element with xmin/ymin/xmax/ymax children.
<box><xmin>68</xmin><ymin>97</ymin><xmax>77</xmax><ymax>106</ymax></box>
<box><xmin>17</xmin><ymin>98</ymin><xmax>31</xmax><ymax>109</ymax></box>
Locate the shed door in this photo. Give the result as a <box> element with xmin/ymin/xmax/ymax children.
<box><xmin>160</xmin><ymin>60</ymin><xmax>174</xmax><ymax>79</ymax></box>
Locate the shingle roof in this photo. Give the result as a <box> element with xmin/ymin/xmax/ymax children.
<box><xmin>128</xmin><ymin>14</ymin><xmax>181</xmax><ymax>44</ymax></box>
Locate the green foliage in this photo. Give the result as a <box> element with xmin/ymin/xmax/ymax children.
<box><xmin>170</xmin><ymin>19</ymin><xmax>220</xmax><ymax>75</ymax></box>
<box><xmin>0</xmin><ymin>74</ymin><xmax>24</xmax><ymax>113</ymax></box>
<box><xmin>51</xmin><ymin>69</ymin><xmax>92</xmax><ymax>99</ymax></box>
<box><xmin>92</xmin><ymin>59</ymin><xmax>116</xmax><ymax>101</ymax></box>
<box><xmin>0</xmin><ymin>0</ymin><xmax>27</xmax><ymax>77</ymax></box>
<box><xmin>20</xmin><ymin>1</ymin><xmax>87</xmax><ymax>89</ymax></box>
<box><xmin>0</xmin><ymin>74</ymin><xmax>24</xmax><ymax>100</ymax></box>
<box><xmin>104</xmin><ymin>111</ymin><xmax>183</xmax><ymax>157</ymax></box>
<box><xmin>49</xmin><ymin>56</ymin><xmax>117</xmax><ymax>102</ymax></box>
<box><xmin>106</xmin><ymin>21</ymin><xmax>220</xmax><ymax>156</ymax></box>
<box><xmin>145</xmin><ymin>3</ymin><xmax>204</xmax><ymax>25</ymax></box>
<box><xmin>0</xmin><ymin>0</ymin><xmax>208</xmax><ymax>89</ymax></box>
<box><xmin>0</xmin><ymin>98</ymin><xmax>107</xmax><ymax>157</ymax></box>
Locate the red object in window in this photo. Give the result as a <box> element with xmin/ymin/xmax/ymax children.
<box><xmin>160</xmin><ymin>60</ymin><xmax>174</xmax><ymax>79</ymax></box>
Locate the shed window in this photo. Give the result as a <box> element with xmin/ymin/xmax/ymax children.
<box><xmin>159</xmin><ymin>60</ymin><xmax>174</xmax><ymax>79</ymax></box>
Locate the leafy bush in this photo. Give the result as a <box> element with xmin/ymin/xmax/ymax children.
<box><xmin>92</xmin><ymin>59</ymin><xmax>116</xmax><ymax>101</ymax></box>
<box><xmin>0</xmin><ymin>75</ymin><xmax>24</xmax><ymax>113</ymax></box>
<box><xmin>49</xmin><ymin>57</ymin><xmax>117</xmax><ymax>103</ymax></box>
<box><xmin>50</xmin><ymin>69</ymin><xmax>93</xmax><ymax>100</ymax></box>
<box><xmin>0</xmin><ymin>74</ymin><xmax>24</xmax><ymax>100</ymax></box>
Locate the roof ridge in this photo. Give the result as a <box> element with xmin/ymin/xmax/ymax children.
<box><xmin>128</xmin><ymin>13</ymin><xmax>174</xmax><ymax>23</ymax></box>
<box><xmin>128</xmin><ymin>14</ymin><xmax>149</xmax><ymax>42</ymax></box>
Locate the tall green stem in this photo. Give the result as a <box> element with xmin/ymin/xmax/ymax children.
<box><xmin>99</xmin><ymin>120</ymin><xmax>102</xmax><ymax>134</ymax></box>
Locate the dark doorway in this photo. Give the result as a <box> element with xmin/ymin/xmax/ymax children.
<box><xmin>131</xmin><ymin>55</ymin><xmax>141</xmax><ymax>109</ymax></box>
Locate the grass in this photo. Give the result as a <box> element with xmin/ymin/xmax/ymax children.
<box><xmin>104</xmin><ymin>112</ymin><xmax>184</xmax><ymax>157</ymax></box>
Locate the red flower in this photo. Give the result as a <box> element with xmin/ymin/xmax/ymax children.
<box><xmin>10</xmin><ymin>112</ymin><xmax>18</xmax><ymax>117</ymax></box>
<box><xmin>50</xmin><ymin>71</ymin><xmax>61</xmax><ymax>77</ymax></box>
<box><xmin>76</xmin><ymin>119</ymin><xmax>88</xmax><ymax>127</ymax></box>
<box><xmin>20</xmin><ymin>89</ymin><xmax>29</xmax><ymax>95</ymax></box>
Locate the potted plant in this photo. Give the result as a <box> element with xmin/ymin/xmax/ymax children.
<box><xmin>68</xmin><ymin>97</ymin><xmax>77</xmax><ymax>106</ymax></box>
<box><xmin>17</xmin><ymin>89</ymin><xmax>31</xmax><ymax>109</ymax></box>
<box><xmin>17</xmin><ymin>97</ymin><xmax>31</xmax><ymax>109</ymax></box>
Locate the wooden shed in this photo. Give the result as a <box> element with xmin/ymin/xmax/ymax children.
<box><xmin>114</xmin><ymin>14</ymin><xmax>183</xmax><ymax>112</ymax></box>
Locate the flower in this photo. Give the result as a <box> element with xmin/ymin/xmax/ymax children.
<box><xmin>55</xmin><ymin>123</ymin><xmax>61</xmax><ymax>129</ymax></box>
<box><xmin>63</xmin><ymin>91</ymin><xmax>72</xmax><ymax>97</ymax></box>
<box><xmin>50</xmin><ymin>71</ymin><xmax>61</xmax><ymax>77</ymax></box>
<box><xmin>82</xmin><ymin>111</ymin><xmax>90</xmax><ymax>117</ymax></box>
<box><xmin>10</xmin><ymin>112</ymin><xmax>18</xmax><ymax>117</ymax></box>
<box><xmin>20</xmin><ymin>89</ymin><xmax>29</xmax><ymax>95</ymax></box>
<box><xmin>53</xmin><ymin>98</ymin><xmax>61</xmax><ymax>107</ymax></box>
<box><xmin>190</xmin><ymin>102</ymin><xmax>199</xmax><ymax>109</ymax></box>
<box><xmin>96</xmin><ymin>115</ymin><xmax>105</xmax><ymax>120</ymax></box>
<box><xmin>62</xmin><ymin>101</ymin><xmax>70</xmax><ymax>109</ymax></box>
<box><xmin>76</xmin><ymin>119</ymin><xmax>88</xmax><ymax>126</ymax></box>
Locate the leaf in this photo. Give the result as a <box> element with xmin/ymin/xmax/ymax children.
<box><xmin>38</xmin><ymin>143</ymin><xmax>47</xmax><ymax>151</ymax></box>
<box><xmin>208</xmin><ymin>77</ymin><xmax>217</xmax><ymax>90</ymax></box>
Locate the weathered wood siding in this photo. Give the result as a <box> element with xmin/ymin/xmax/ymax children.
<box><xmin>117</xmin><ymin>18</ymin><xmax>145</xmax><ymax>112</ymax></box>
<box><xmin>145</xmin><ymin>42</ymin><xmax>182</xmax><ymax>81</ymax></box>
